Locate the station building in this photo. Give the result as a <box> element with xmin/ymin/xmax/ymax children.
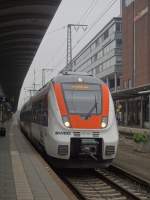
<box><xmin>113</xmin><ymin>0</ymin><xmax>150</xmax><ymax>129</ymax></box>
<box><xmin>71</xmin><ymin>17</ymin><xmax>122</xmax><ymax>92</ymax></box>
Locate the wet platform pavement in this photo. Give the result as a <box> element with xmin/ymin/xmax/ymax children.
<box><xmin>114</xmin><ymin>133</ymin><xmax>150</xmax><ymax>183</ymax></box>
<box><xmin>0</xmin><ymin>116</ymin><xmax>77</xmax><ymax>200</ymax></box>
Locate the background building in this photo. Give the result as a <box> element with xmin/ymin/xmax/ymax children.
<box><xmin>114</xmin><ymin>0</ymin><xmax>150</xmax><ymax>129</ymax></box>
<box><xmin>121</xmin><ymin>0</ymin><xmax>150</xmax><ymax>88</ymax></box>
<box><xmin>72</xmin><ymin>17</ymin><xmax>122</xmax><ymax>92</ymax></box>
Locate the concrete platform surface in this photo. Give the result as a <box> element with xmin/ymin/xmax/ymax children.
<box><xmin>114</xmin><ymin>134</ymin><xmax>150</xmax><ymax>183</ymax></box>
<box><xmin>0</xmin><ymin>116</ymin><xmax>77</xmax><ymax>200</ymax></box>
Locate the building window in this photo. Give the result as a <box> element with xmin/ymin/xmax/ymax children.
<box><xmin>116</xmin><ymin>39</ymin><xmax>122</xmax><ymax>47</ymax></box>
<box><xmin>109</xmin><ymin>24</ymin><xmax>115</xmax><ymax>35</ymax></box>
<box><xmin>116</xmin><ymin>56</ymin><xmax>122</xmax><ymax>64</ymax></box>
<box><xmin>103</xmin><ymin>29</ymin><xmax>109</xmax><ymax>40</ymax></box>
<box><xmin>117</xmin><ymin>78</ymin><xmax>120</xmax><ymax>86</ymax></box>
<box><xmin>111</xmin><ymin>40</ymin><xmax>116</xmax><ymax>49</ymax></box>
<box><xmin>103</xmin><ymin>45</ymin><xmax>109</xmax><ymax>55</ymax></box>
<box><xmin>109</xmin><ymin>78</ymin><xmax>115</xmax><ymax>89</ymax></box>
<box><xmin>95</xmin><ymin>64</ymin><xmax>103</xmax><ymax>74</ymax></box>
<box><xmin>103</xmin><ymin>60</ymin><xmax>111</xmax><ymax>70</ymax></box>
<box><xmin>95</xmin><ymin>66</ymin><xmax>99</xmax><ymax>74</ymax></box>
<box><xmin>95</xmin><ymin>38</ymin><xmax>100</xmax><ymax>47</ymax></box>
<box><xmin>97</xmin><ymin>50</ymin><xmax>103</xmax><ymax>59</ymax></box>
<box><xmin>110</xmin><ymin>57</ymin><xmax>116</xmax><ymax>66</ymax></box>
<box><xmin>116</xmin><ymin>23</ymin><xmax>122</xmax><ymax>32</ymax></box>
<box><xmin>91</xmin><ymin>54</ymin><xmax>97</xmax><ymax>63</ymax></box>
<box><xmin>103</xmin><ymin>41</ymin><xmax>116</xmax><ymax>56</ymax></box>
<box><xmin>125</xmin><ymin>0</ymin><xmax>134</xmax><ymax>7</ymax></box>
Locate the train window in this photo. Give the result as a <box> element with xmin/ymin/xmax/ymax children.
<box><xmin>32</xmin><ymin>95</ymin><xmax>48</xmax><ymax>126</ymax></box>
<box><xmin>62</xmin><ymin>84</ymin><xmax>101</xmax><ymax>115</ymax></box>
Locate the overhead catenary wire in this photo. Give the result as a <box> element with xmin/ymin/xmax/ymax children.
<box><xmin>72</xmin><ymin>0</ymin><xmax>119</xmax><ymax>51</ymax></box>
<box><xmin>77</xmin><ymin>0</ymin><xmax>98</xmax><ymax>24</ymax></box>
<box><xmin>48</xmin><ymin>0</ymin><xmax>98</xmax><ymax>65</ymax></box>
<box><xmin>47</xmin><ymin>25</ymin><xmax>66</xmax><ymax>35</ymax></box>
<box><xmin>54</xmin><ymin>0</ymin><xmax>119</xmax><ymax>72</ymax></box>
<box><xmin>43</xmin><ymin>0</ymin><xmax>119</xmax><ymax>75</ymax></box>
<box><xmin>20</xmin><ymin>0</ymin><xmax>119</xmax><ymax>107</ymax></box>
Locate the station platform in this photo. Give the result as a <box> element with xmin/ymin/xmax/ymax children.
<box><xmin>118</xmin><ymin>126</ymin><xmax>150</xmax><ymax>136</ymax></box>
<box><xmin>114</xmin><ymin>132</ymin><xmax>150</xmax><ymax>183</ymax></box>
<box><xmin>0</xmin><ymin>116</ymin><xmax>77</xmax><ymax>200</ymax></box>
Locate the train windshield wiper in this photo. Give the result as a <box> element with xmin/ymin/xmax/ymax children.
<box><xmin>84</xmin><ymin>96</ymin><xmax>97</xmax><ymax>120</ymax></box>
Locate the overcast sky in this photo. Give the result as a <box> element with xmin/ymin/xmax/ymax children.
<box><xmin>18</xmin><ymin>0</ymin><xmax>120</xmax><ymax>109</ymax></box>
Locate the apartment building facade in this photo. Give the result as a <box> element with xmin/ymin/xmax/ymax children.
<box><xmin>72</xmin><ymin>17</ymin><xmax>122</xmax><ymax>92</ymax></box>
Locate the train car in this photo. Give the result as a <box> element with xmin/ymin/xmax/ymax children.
<box><xmin>20</xmin><ymin>71</ymin><xmax>119</xmax><ymax>168</ymax></box>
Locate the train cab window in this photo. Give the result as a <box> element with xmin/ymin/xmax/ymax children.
<box><xmin>62</xmin><ymin>83</ymin><xmax>101</xmax><ymax>115</ymax></box>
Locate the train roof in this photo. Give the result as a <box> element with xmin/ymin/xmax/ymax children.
<box><xmin>52</xmin><ymin>71</ymin><xmax>103</xmax><ymax>84</ymax></box>
<box><xmin>21</xmin><ymin>72</ymin><xmax>104</xmax><ymax>110</ymax></box>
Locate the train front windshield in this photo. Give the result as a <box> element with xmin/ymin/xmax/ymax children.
<box><xmin>62</xmin><ymin>83</ymin><xmax>101</xmax><ymax>115</ymax></box>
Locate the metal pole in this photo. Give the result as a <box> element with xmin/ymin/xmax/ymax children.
<box><xmin>114</xmin><ymin>72</ymin><xmax>117</xmax><ymax>92</ymax></box>
<box><xmin>125</xmin><ymin>100</ymin><xmax>128</xmax><ymax>126</ymax></box>
<box><xmin>42</xmin><ymin>69</ymin><xmax>45</xmax><ymax>87</ymax></box>
<box><xmin>33</xmin><ymin>69</ymin><xmax>36</xmax><ymax>90</ymax></box>
<box><xmin>67</xmin><ymin>24</ymin><xmax>72</xmax><ymax>68</ymax></box>
<box><xmin>140</xmin><ymin>96</ymin><xmax>143</xmax><ymax>128</ymax></box>
<box><xmin>149</xmin><ymin>94</ymin><xmax>150</xmax><ymax>130</ymax></box>
<box><xmin>133</xmin><ymin>1</ymin><xmax>136</xmax><ymax>87</ymax></box>
<box><xmin>66</xmin><ymin>24</ymin><xmax>88</xmax><ymax>71</ymax></box>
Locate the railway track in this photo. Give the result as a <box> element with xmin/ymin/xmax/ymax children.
<box><xmin>23</xmin><ymin>130</ymin><xmax>150</xmax><ymax>200</ymax></box>
<box><xmin>59</xmin><ymin>166</ymin><xmax>150</xmax><ymax>200</ymax></box>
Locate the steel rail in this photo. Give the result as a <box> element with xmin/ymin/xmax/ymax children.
<box><xmin>60</xmin><ymin>168</ymin><xmax>150</xmax><ymax>200</ymax></box>
<box><xmin>110</xmin><ymin>165</ymin><xmax>150</xmax><ymax>191</ymax></box>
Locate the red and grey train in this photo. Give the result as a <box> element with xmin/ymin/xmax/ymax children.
<box><xmin>20</xmin><ymin>72</ymin><xmax>118</xmax><ymax>168</ymax></box>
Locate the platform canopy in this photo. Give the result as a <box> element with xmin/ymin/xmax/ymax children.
<box><xmin>0</xmin><ymin>0</ymin><xmax>61</xmax><ymax>111</ymax></box>
<box><xmin>112</xmin><ymin>83</ymin><xmax>150</xmax><ymax>100</ymax></box>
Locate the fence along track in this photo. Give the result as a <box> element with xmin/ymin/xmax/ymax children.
<box><xmin>62</xmin><ymin>168</ymin><xmax>150</xmax><ymax>200</ymax></box>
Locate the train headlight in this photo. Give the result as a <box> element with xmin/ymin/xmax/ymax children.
<box><xmin>62</xmin><ymin>116</ymin><xmax>71</xmax><ymax>128</ymax></box>
<box><xmin>101</xmin><ymin>117</ymin><xmax>108</xmax><ymax>128</ymax></box>
<box><xmin>64</xmin><ymin>121</ymin><xmax>70</xmax><ymax>127</ymax></box>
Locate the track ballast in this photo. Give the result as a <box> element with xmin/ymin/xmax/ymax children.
<box><xmin>59</xmin><ymin>166</ymin><xmax>150</xmax><ymax>200</ymax></box>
